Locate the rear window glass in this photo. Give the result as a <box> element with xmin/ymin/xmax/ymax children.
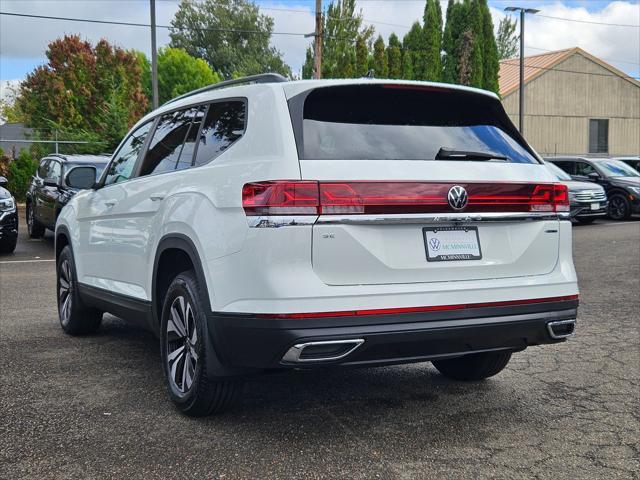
<box><xmin>193</xmin><ymin>101</ymin><xmax>246</xmax><ymax>166</ymax></box>
<box><xmin>295</xmin><ymin>85</ymin><xmax>537</xmax><ymax>164</ymax></box>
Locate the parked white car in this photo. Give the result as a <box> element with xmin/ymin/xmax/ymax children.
<box><xmin>56</xmin><ymin>75</ymin><xmax>579</xmax><ymax>416</ymax></box>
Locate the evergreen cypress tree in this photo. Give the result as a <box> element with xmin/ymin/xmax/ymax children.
<box><xmin>402</xmin><ymin>50</ymin><xmax>414</xmax><ymax>80</ymax></box>
<box><xmin>480</xmin><ymin>0</ymin><xmax>499</xmax><ymax>92</ymax></box>
<box><xmin>467</xmin><ymin>0</ymin><xmax>484</xmax><ymax>88</ymax></box>
<box><xmin>442</xmin><ymin>0</ymin><xmax>461</xmax><ymax>83</ymax></box>
<box><xmin>301</xmin><ymin>0</ymin><xmax>373</xmax><ymax>78</ymax></box>
<box><xmin>423</xmin><ymin>0</ymin><xmax>443</xmax><ymax>81</ymax></box>
<box><xmin>302</xmin><ymin>47</ymin><xmax>314</xmax><ymax>79</ymax></box>
<box><xmin>372</xmin><ymin>35</ymin><xmax>388</xmax><ymax>78</ymax></box>
<box><xmin>355</xmin><ymin>36</ymin><xmax>369</xmax><ymax>77</ymax></box>
<box><xmin>403</xmin><ymin>22</ymin><xmax>423</xmax><ymax>79</ymax></box>
<box><xmin>387</xmin><ymin>33</ymin><xmax>402</xmax><ymax>79</ymax></box>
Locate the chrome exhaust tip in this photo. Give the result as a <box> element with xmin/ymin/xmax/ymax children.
<box><xmin>547</xmin><ymin>319</ymin><xmax>576</xmax><ymax>339</ymax></box>
<box><xmin>282</xmin><ymin>339</ymin><xmax>365</xmax><ymax>364</ymax></box>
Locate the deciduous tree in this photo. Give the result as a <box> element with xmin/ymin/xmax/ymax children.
<box><xmin>16</xmin><ymin>35</ymin><xmax>147</xmax><ymax>152</ymax></box>
<box><xmin>496</xmin><ymin>16</ymin><xmax>518</xmax><ymax>60</ymax></box>
<box><xmin>169</xmin><ymin>0</ymin><xmax>290</xmax><ymax>79</ymax></box>
<box><xmin>158</xmin><ymin>47</ymin><xmax>220</xmax><ymax>104</ymax></box>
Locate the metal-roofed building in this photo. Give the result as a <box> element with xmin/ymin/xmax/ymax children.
<box><xmin>499</xmin><ymin>47</ymin><xmax>640</xmax><ymax>157</ymax></box>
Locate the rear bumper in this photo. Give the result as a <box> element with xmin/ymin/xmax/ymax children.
<box><xmin>209</xmin><ymin>298</ymin><xmax>578</xmax><ymax>372</ymax></box>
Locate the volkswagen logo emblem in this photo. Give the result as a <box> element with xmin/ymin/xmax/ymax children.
<box><xmin>447</xmin><ymin>185</ymin><xmax>468</xmax><ymax>210</ymax></box>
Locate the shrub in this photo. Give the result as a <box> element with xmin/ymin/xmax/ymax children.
<box><xmin>7</xmin><ymin>150</ymin><xmax>38</xmax><ymax>201</ymax></box>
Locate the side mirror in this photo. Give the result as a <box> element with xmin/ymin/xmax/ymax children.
<box><xmin>65</xmin><ymin>166</ymin><xmax>97</xmax><ymax>190</ymax></box>
<box><xmin>42</xmin><ymin>178</ymin><xmax>58</xmax><ymax>187</ymax></box>
<box><xmin>0</xmin><ymin>176</ymin><xmax>7</xmax><ymax>187</ymax></box>
<box><xmin>43</xmin><ymin>178</ymin><xmax>59</xmax><ymax>187</ymax></box>
<box><xmin>587</xmin><ymin>172</ymin><xmax>600</xmax><ymax>180</ymax></box>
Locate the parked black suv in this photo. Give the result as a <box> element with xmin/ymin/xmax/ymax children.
<box><xmin>546</xmin><ymin>157</ymin><xmax>640</xmax><ymax>220</ymax></box>
<box><xmin>0</xmin><ymin>176</ymin><xmax>18</xmax><ymax>253</ymax></box>
<box><xmin>26</xmin><ymin>154</ymin><xmax>109</xmax><ymax>237</ymax></box>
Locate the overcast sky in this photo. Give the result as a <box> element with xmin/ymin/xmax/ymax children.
<box><xmin>1</xmin><ymin>0</ymin><xmax>639</xmax><ymax>97</ymax></box>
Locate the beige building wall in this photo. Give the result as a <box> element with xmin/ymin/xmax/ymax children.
<box><xmin>502</xmin><ymin>52</ymin><xmax>640</xmax><ymax>156</ymax></box>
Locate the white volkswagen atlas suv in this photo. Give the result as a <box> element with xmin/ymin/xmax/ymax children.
<box><xmin>56</xmin><ymin>75</ymin><xmax>579</xmax><ymax>416</ymax></box>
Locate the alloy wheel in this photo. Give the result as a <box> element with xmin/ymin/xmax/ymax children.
<box><xmin>166</xmin><ymin>296</ymin><xmax>199</xmax><ymax>395</ymax></box>
<box><xmin>58</xmin><ymin>259</ymin><xmax>73</xmax><ymax>325</ymax></box>
<box><xmin>609</xmin><ymin>196</ymin><xmax>628</xmax><ymax>220</ymax></box>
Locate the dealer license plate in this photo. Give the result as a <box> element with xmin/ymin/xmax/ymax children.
<box><xmin>423</xmin><ymin>227</ymin><xmax>482</xmax><ymax>262</ymax></box>
<box><xmin>591</xmin><ymin>203</ymin><xmax>600</xmax><ymax>210</ymax></box>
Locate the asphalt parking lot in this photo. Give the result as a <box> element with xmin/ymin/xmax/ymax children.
<box><xmin>1</xmin><ymin>213</ymin><xmax>638</xmax><ymax>479</ymax></box>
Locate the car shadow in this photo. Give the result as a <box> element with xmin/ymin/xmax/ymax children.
<box><xmin>95</xmin><ymin>314</ymin><xmax>520</xmax><ymax>429</ymax></box>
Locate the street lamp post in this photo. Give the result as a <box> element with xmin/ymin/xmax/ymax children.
<box><xmin>504</xmin><ymin>6</ymin><xmax>539</xmax><ymax>135</ymax></box>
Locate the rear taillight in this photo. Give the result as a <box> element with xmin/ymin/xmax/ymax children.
<box><xmin>242</xmin><ymin>181</ymin><xmax>570</xmax><ymax>215</ymax></box>
<box><xmin>242</xmin><ymin>181</ymin><xmax>319</xmax><ymax>216</ymax></box>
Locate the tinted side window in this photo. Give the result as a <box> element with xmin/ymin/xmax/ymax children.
<box><xmin>37</xmin><ymin>159</ymin><xmax>49</xmax><ymax>178</ymax></box>
<box><xmin>575</xmin><ymin>162</ymin><xmax>596</xmax><ymax>176</ymax></box>
<box><xmin>194</xmin><ymin>101</ymin><xmax>246</xmax><ymax>166</ymax></box>
<box><xmin>48</xmin><ymin>161</ymin><xmax>62</xmax><ymax>183</ymax></box>
<box><xmin>104</xmin><ymin>122</ymin><xmax>153</xmax><ymax>186</ymax></box>
<box><xmin>140</xmin><ymin>108</ymin><xmax>199</xmax><ymax>176</ymax></box>
<box><xmin>178</xmin><ymin>107</ymin><xmax>206</xmax><ymax>169</ymax></box>
<box><xmin>553</xmin><ymin>162</ymin><xmax>574</xmax><ymax>175</ymax></box>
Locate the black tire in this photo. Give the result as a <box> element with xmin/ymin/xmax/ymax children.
<box><xmin>432</xmin><ymin>351</ymin><xmax>512</xmax><ymax>381</ymax></box>
<box><xmin>26</xmin><ymin>203</ymin><xmax>45</xmax><ymax>238</ymax></box>
<box><xmin>57</xmin><ymin>246</ymin><xmax>102</xmax><ymax>335</ymax></box>
<box><xmin>608</xmin><ymin>194</ymin><xmax>631</xmax><ymax>221</ymax></box>
<box><xmin>0</xmin><ymin>236</ymin><xmax>17</xmax><ymax>254</ymax></box>
<box><xmin>160</xmin><ymin>270</ymin><xmax>242</xmax><ymax>416</ymax></box>
<box><xmin>575</xmin><ymin>217</ymin><xmax>596</xmax><ymax>224</ymax></box>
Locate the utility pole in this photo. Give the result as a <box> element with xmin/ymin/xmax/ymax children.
<box><xmin>314</xmin><ymin>0</ymin><xmax>322</xmax><ymax>79</ymax></box>
<box><xmin>504</xmin><ymin>6</ymin><xmax>539</xmax><ymax>135</ymax></box>
<box><xmin>150</xmin><ymin>0</ymin><xmax>159</xmax><ymax>109</ymax></box>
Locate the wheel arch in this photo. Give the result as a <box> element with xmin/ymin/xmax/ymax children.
<box><xmin>152</xmin><ymin>234</ymin><xmax>244</xmax><ymax>377</ymax></box>
<box><xmin>55</xmin><ymin>224</ymin><xmax>72</xmax><ymax>261</ymax></box>
<box><xmin>152</xmin><ymin>234</ymin><xmax>212</xmax><ymax>330</ymax></box>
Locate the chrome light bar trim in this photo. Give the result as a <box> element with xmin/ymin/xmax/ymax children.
<box><xmin>281</xmin><ymin>339</ymin><xmax>365</xmax><ymax>363</ymax></box>
<box><xmin>248</xmin><ymin>211</ymin><xmax>570</xmax><ymax>228</ymax></box>
<box><xmin>247</xmin><ymin>215</ymin><xmax>318</xmax><ymax>228</ymax></box>
<box><xmin>315</xmin><ymin>211</ymin><xmax>570</xmax><ymax>225</ymax></box>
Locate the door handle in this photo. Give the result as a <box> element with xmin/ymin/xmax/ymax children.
<box><xmin>104</xmin><ymin>201</ymin><xmax>116</xmax><ymax>208</ymax></box>
<box><xmin>150</xmin><ymin>195</ymin><xmax>165</xmax><ymax>202</ymax></box>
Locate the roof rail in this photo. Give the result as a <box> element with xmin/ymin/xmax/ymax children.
<box><xmin>163</xmin><ymin>73</ymin><xmax>288</xmax><ymax>106</ymax></box>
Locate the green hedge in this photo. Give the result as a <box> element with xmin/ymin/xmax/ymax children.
<box><xmin>0</xmin><ymin>148</ymin><xmax>39</xmax><ymax>202</ymax></box>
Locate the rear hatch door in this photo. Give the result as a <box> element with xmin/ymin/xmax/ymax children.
<box><xmin>288</xmin><ymin>83</ymin><xmax>563</xmax><ymax>286</ymax></box>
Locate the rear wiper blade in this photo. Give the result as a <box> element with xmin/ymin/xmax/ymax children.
<box><xmin>435</xmin><ymin>147</ymin><xmax>508</xmax><ymax>161</ymax></box>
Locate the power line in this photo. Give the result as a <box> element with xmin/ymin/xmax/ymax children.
<box><xmin>535</xmin><ymin>14</ymin><xmax>640</xmax><ymax>28</ymax></box>
<box><xmin>2</xmin><ymin>9</ymin><xmax>638</xmax><ymax>75</ymax></box>
<box><xmin>0</xmin><ymin>11</ymin><xmax>309</xmax><ymax>36</ymax></box>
